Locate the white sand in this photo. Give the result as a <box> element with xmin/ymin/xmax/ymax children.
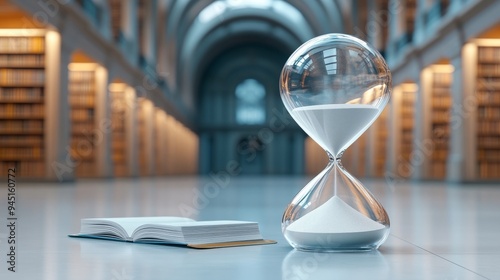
<box><xmin>287</xmin><ymin>196</ymin><xmax>384</xmax><ymax>233</ymax></box>
<box><xmin>285</xmin><ymin>196</ymin><xmax>386</xmax><ymax>249</ymax></box>
<box><xmin>291</xmin><ymin>104</ymin><xmax>378</xmax><ymax>155</ymax></box>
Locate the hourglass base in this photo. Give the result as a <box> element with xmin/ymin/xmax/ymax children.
<box><xmin>290</xmin><ymin>245</ymin><xmax>379</xmax><ymax>253</ymax></box>
<box><xmin>281</xmin><ymin>159</ymin><xmax>390</xmax><ymax>252</ymax></box>
<box><xmin>284</xmin><ymin>228</ymin><xmax>388</xmax><ymax>252</ymax></box>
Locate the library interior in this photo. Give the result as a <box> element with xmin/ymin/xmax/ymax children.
<box><xmin>0</xmin><ymin>0</ymin><xmax>499</xmax><ymax>279</ymax></box>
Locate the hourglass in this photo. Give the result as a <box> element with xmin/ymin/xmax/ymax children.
<box><xmin>280</xmin><ymin>34</ymin><xmax>391</xmax><ymax>252</ymax></box>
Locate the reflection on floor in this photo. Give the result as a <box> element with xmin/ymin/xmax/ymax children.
<box><xmin>0</xmin><ymin>176</ymin><xmax>498</xmax><ymax>279</ymax></box>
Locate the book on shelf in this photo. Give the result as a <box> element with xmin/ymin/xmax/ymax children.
<box><xmin>69</xmin><ymin>216</ymin><xmax>276</xmax><ymax>249</ymax></box>
<box><xmin>478</xmin><ymin>47</ymin><xmax>500</xmax><ymax>62</ymax></box>
<box><xmin>0</xmin><ymin>54</ymin><xmax>44</xmax><ymax>67</ymax></box>
<box><xmin>476</xmin><ymin>46</ymin><xmax>500</xmax><ymax>179</ymax></box>
<box><xmin>0</xmin><ymin>37</ymin><xmax>45</xmax><ymax>53</ymax></box>
<box><xmin>0</xmin><ymin>34</ymin><xmax>47</xmax><ymax>178</ymax></box>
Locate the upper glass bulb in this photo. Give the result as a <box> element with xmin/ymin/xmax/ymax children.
<box><xmin>280</xmin><ymin>33</ymin><xmax>391</xmax><ymax>158</ymax></box>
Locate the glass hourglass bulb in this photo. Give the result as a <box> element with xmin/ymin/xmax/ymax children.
<box><xmin>280</xmin><ymin>34</ymin><xmax>392</xmax><ymax>252</ymax></box>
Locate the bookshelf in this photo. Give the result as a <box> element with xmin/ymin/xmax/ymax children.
<box><xmin>400</xmin><ymin>84</ymin><xmax>417</xmax><ymax>168</ymax></box>
<box><xmin>155</xmin><ymin>109</ymin><xmax>167</xmax><ymax>175</ymax></box>
<box><xmin>187</xmin><ymin>126</ymin><xmax>199</xmax><ymax>174</ymax></box>
<box><xmin>429</xmin><ymin>65</ymin><xmax>453</xmax><ymax>179</ymax></box>
<box><xmin>153</xmin><ymin>108</ymin><xmax>162</xmax><ymax>175</ymax></box>
<box><xmin>373</xmin><ymin>107</ymin><xmax>388</xmax><ymax>177</ymax></box>
<box><xmin>476</xmin><ymin>45</ymin><xmax>500</xmax><ymax>179</ymax></box>
<box><xmin>137</xmin><ymin>98</ymin><xmax>154</xmax><ymax>176</ymax></box>
<box><xmin>355</xmin><ymin>133</ymin><xmax>367</xmax><ymax>177</ymax></box>
<box><xmin>0</xmin><ymin>31</ymin><xmax>47</xmax><ymax>178</ymax></box>
<box><xmin>184</xmin><ymin>124</ymin><xmax>199</xmax><ymax>175</ymax></box>
<box><xmin>68</xmin><ymin>64</ymin><xmax>98</xmax><ymax>177</ymax></box>
<box><xmin>110</xmin><ymin>83</ymin><xmax>129</xmax><ymax>177</ymax></box>
<box><xmin>165</xmin><ymin>117</ymin><xmax>198</xmax><ymax>175</ymax></box>
<box><xmin>147</xmin><ymin>113</ymin><xmax>199</xmax><ymax>175</ymax></box>
<box><xmin>166</xmin><ymin>115</ymin><xmax>177</xmax><ymax>175</ymax></box>
<box><xmin>137</xmin><ymin>99</ymin><xmax>146</xmax><ymax>175</ymax></box>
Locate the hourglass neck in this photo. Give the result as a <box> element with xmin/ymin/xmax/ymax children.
<box><xmin>327</xmin><ymin>150</ymin><xmax>344</xmax><ymax>163</ymax></box>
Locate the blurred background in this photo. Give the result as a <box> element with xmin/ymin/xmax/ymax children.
<box><xmin>0</xmin><ymin>0</ymin><xmax>499</xmax><ymax>183</ymax></box>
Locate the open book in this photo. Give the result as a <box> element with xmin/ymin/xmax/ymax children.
<box><xmin>69</xmin><ymin>216</ymin><xmax>276</xmax><ymax>249</ymax></box>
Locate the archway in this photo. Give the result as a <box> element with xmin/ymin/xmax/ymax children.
<box><xmin>197</xmin><ymin>43</ymin><xmax>302</xmax><ymax>175</ymax></box>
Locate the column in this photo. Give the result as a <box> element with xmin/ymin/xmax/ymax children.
<box><xmin>145</xmin><ymin>100</ymin><xmax>156</xmax><ymax>176</ymax></box>
<box><xmin>413</xmin><ymin>0</ymin><xmax>428</xmax><ymax>44</ymax></box>
<box><xmin>46</xmin><ymin>31</ymin><xmax>74</xmax><ymax>181</ymax></box>
<box><xmin>350</xmin><ymin>0</ymin><xmax>360</xmax><ymax>37</ymax></box>
<box><xmin>121</xmin><ymin>0</ymin><xmax>139</xmax><ymax>64</ymax></box>
<box><xmin>386</xmin><ymin>0</ymin><xmax>405</xmax><ymax>64</ymax></box>
<box><xmin>413</xmin><ymin>71</ymin><xmax>431</xmax><ymax>180</ymax></box>
<box><xmin>447</xmin><ymin>44</ymin><xmax>477</xmax><ymax>181</ymax></box>
<box><xmin>98</xmin><ymin>0</ymin><xmax>113</xmax><ymax>40</ymax></box>
<box><xmin>126</xmin><ymin>87</ymin><xmax>138</xmax><ymax>176</ymax></box>
<box><xmin>94</xmin><ymin>65</ymin><xmax>113</xmax><ymax>178</ymax></box>
<box><xmin>144</xmin><ymin>0</ymin><xmax>158</xmax><ymax>66</ymax></box>
<box><xmin>446</xmin><ymin>55</ymin><xmax>464</xmax><ymax>181</ymax></box>
<box><xmin>156</xmin><ymin>7</ymin><xmax>169</xmax><ymax>82</ymax></box>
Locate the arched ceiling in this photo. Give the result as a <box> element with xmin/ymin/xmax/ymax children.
<box><xmin>161</xmin><ymin>0</ymin><xmax>345</xmax><ymax>111</ymax></box>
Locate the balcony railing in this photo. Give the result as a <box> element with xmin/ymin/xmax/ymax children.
<box><xmin>423</xmin><ymin>1</ymin><xmax>449</xmax><ymax>29</ymax></box>
<box><xmin>116</xmin><ymin>30</ymin><xmax>128</xmax><ymax>52</ymax></box>
<box><xmin>394</xmin><ymin>31</ymin><xmax>414</xmax><ymax>55</ymax></box>
<box><xmin>76</xmin><ymin>0</ymin><xmax>103</xmax><ymax>28</ymax></box>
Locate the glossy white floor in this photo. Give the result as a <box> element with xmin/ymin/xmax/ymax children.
<box><xmin>0</xmin><ymin>176</ymin><xmax>498</xmax><ymax>279</ymax></box>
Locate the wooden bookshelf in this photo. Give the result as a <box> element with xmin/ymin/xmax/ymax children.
<box><xmin>151</xmin><ymin>110</ymin><xmax>199</xmax><ymax>175</ymax></box>
<box><xmin>305</xmin><ymin>137</ymin><xmax>326</xmax><ymax>175</ymax></box>
<box><xmin>400</xmin><ymin>84</ymin><xmax>417</xmax><ymax>166</ymax></box>
<box><xmin>0</xmin><ymin>33</ymin><xmax>46</xmax><ymax>178</ymax></box>
<box><xmin>154</xmin><ymin>109</ymin><xmax>166</xmax><ymax>175</ymax></box>
<box><xmin>429</xmin><ymin>66</ymin><xmax>453</xmax><ymax>179</ymax></box>
<box><xmin>373</xmin><ymin>107</ymin><xmax>388</xmax><ymax>177</ymax></box>
<box><xmin>166</xmin><ymin>115</ymin><xmax>177</xmax><ymax>175</ymax></box>
<box><xmin>110</xmin><ymin>84</ymin><xmax>129</xmax><ymax>177</ymax></box>
<box><xmin>476</xmin><ymin>46</ymin><xmax>500</xmax><ymax>179</ymax></box>
<box><xmin>137</xmin><ymin>99</ymin><xmax>148</xmax><ymax>176</ymax></box>
<box><xmin>355</xmin><ymin>133</ymin><xmax>367</xmax><ymax>177</ymax></box>
<box><xmin>182</xmin><ymin>123</ymin><xmax>199</xmax><ymax>175</ymax></box>
<box><xmin>69</xmin><ymin>66</ymin><xmax>97</xmax><ymax>177</ymax></box>
<box><xmin>187</xmin><ymin>127</ymin><xmax>199</xmax><ymax>174</ymax></box>
<box><xmin>164</xmin><ymin>117</ymin><xmax>199</xmax><ymax>175</ymax></box>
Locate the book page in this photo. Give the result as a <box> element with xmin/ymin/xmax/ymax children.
<box><xmin>84</xmin><ymin>216</ymin><xmax>195</xmax><ymax>237</ymax></box>
<box><xmin>149</xmin><ymin>220</ymin><xmax>256</xmax><ymax>228</ymax></box>
<box><xmin>132</xmin><ymin>220</ymin><xmax>262</xmax><ymax>244</ymax></box>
